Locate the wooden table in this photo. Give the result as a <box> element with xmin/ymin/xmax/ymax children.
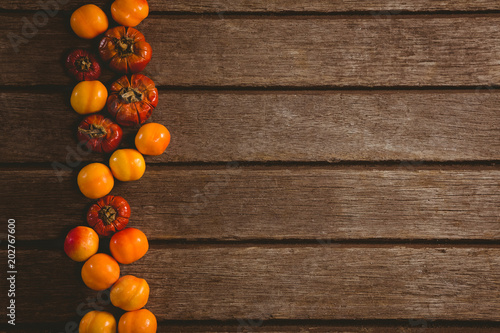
<box><xmin>2</xmin><ymin>1</ymin><xmax>500</xmax><ymax>332</ymax></box>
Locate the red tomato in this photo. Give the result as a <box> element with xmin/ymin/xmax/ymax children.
<box><xmin>107</xmin><ymin>74</ymin><xmax>158</xmax><ymax>126</ymax></box>
<box><xmin>110</xmin><ymin>228</ymin><xmax>149</xmax><ymax>264</ymax></box>
<box><xmin>87</xmin><ymin>195</ymin><xmax>131</xmax><ymax>236</ymax></box>
<box><xmin>65</xmin><ymin>49</ymin><xmax>101</xmax><ymax>81</ymax></box>
<box><xmin>98</xmin><ymin>26</ymin><xmax>152</xmax><ymax>74</ymax></box>
<box><xmin>111</xmin><ymin>0</ymin><xmax>149</xmax><ymax>27</ymax></box>
<box><xmin>77</xmin><ymin>115</ymin><xmax>123</xmax><ymax>153</ymax></box>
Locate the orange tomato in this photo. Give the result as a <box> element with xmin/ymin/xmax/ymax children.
<box><xmin>78</xmin><ymin>163</ymin><xmax>114</xmax><ymax>199</ymax></box>
<box><xmin>111</xmin><ymin>0</ymin><xmax>149</xmax><ymax>27</ymax></box>
<box><xmin>110</xmin><ymin>275</ymin><xmax>150</xmax><ymax>311</ymax></box>
<box><xmin>81</xmin><ymin>253</ymin><xmax>120</xmax><ymax>291</ymax></box>
<box><xmin>110</xmin><ymin>228</ymin><xmax>149</xmax><ymax>264</ymax></box>
<box><xmin>71</xmin><ymin>80</ymin><xmax>108</xmax><ymax>115</ymax></box>
<box><xmin>135</xmin><ymin>123</ymin><xmax>171</xmax><ymax>156</ymax></box>
<box><xmin>118</xmin><ymin>309</ymin><xmax>157</xmax><ymax>333</ymax></box>
<box><xmin>79</xmin><ymin>310</ymin><xmax>116</xmax><ymax>333</ymax></box>
<box><xmin>70</xmin><ymin>4</ymin><xmax>109</xmax><ymax>39</ymax></box>
<box><xmin>64</xmin><ymin>226</ymin><xmax>99</xmax><ymax>262</ymax></box>
<box><xmin>109</xmin><ymin>149</ymin><xmax>145</xmax><ymax>181</ymax></box>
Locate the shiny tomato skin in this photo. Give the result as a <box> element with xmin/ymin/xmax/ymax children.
<box><xmin>118</xmin><ymin>309</ymin><xmax>157</xmax><ymax>333</ymax></box>
<box><xmin>64</xmin><ymin>226</ymin><xmax>99</xmax><ymax>262</ymax></box>
<box><xmin>135</xmin><ymin>123</ymin><xmax>170</xmax><ymax>156</ymax></box>
<box><xmin>78</xmin><ymin>163</ymin><xmax>114</xmax><ymax>199</ymax></box>
<box><xmin>81</xmin><ymin>253</ymin><xmax>120</xmax><ymax>291</ymax></box>
<box><xmin>70</xmin><ymin>4</ymin><xmax>109</xmax><ymax>39</ymax></box>
<box><xmin>111</xmin><ymin>0</ymin><xmax>149</xmax><ymax>27</ymax></box>
<box><xmin>71</xmin><ymin>81</ymin><xmax>108</xmax><ymax>115</ymax></box>
<box><xmin>99</xmin><ymin>26</ymin><xmax>152</xmax><ymax>74</ymax></box>
<box><xmin>66</xmin><ymin>49</ymin><xmax>101</xmax><ymax>81</ymax></box>
<box><xmin>107</xmin><ymin>74</ymin><xmax>158</xmax><ymax>126</ymax></box>
<box><xmin>109</xmin><ymin>149</ymin><xmax>145</xmax><ymax>182</ymax></box>
<box><xmin>87</xmin><ymin>195</ymin><xmax>131</xmax><ymax>236</ymax></box>
<box><xmin>77</xmin><ymin>115</ymin><xmax>123</xmax><ymax>153</ymax></box>
<box><xmin>111</xmin><ymin>275</ymin><xmax>150</xmax><ymax>311</ymax></box>
<box><xmin>110</xmin><ymin>228</ymin><xmax>149</xmax><ymax>264</ymax></box>
<box><xmin>79</xmin><ymin>310</ymin><xmax>116</xmax><ymax>333</ymax></box>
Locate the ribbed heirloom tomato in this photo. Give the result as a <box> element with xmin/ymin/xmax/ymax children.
<box><xmin>77</xmin><ymin>115</ymin><xmax>123</xmax><ymax>153</ymax></box>
<box><xmin>70</xmin><ymin>4</ymin><xmax>109</xmax><ymax>39</ymax></box>
<box><xmin>78</xmin><ymin>163</ymin><xmax>114</xmax><ymax>199</ymax></box>
<box><xmin>87</xmin><ymin>195</ymin><xmax>130</xmax><ymax>236</ymax></box>
<box><xmin>107</xmin><ymin>74</ymin><xmax>158</xmax><ymax>126</ymax></box>
<box><xmin>111</xmin><ymin>0</ymin><xmax>149</xmax><ymax>27</ymax></box>
<box><xmin>99</xmin><ymin>26</ymin><xmax>152</xmax><ymax>74</ymax></box>
<box><xmin>71</xmin><ymin>80</ymin><xmax>108</xmax><ymax>115</ymax></box>
<box><xmin>135</xmin><ymin>123</ymin><xmax>170</xmax><ymax>156</ymax></box>
<box><xmin>119</xmin><ymin>309</ymin><xmax>157</xmax><ymax>333</ymax></box>
<box><xmin>79</xmin><ymin>311</ymin><xmax>116</xmax><ymax>333</ymax></box>
<box><xmin>109</xmin><ymin>149</ymin><xmax>145</xmax><ymax>181</ymax></box>
<box><xmin>65</xmin><ymin>49</ymin><xmax>101</xmax><ymax>81</ymax></box>
<box><xmin>110</xmin><ymin>228</ymin><xmax>149</xmax><ymax>264</ymax></box>
<box><xmin>82</xmin><ymin>253</ymin><xmax>120</xmax><ymax>291</ymax></box>
<box><xmin>111</xmin><ymin>275</ymin><xmax>150</xmax><ymax>311</ymax></box>
<box><xmin>64</xmin><ymin>226</ymin><xmax>99</xmax><ymax>262</ymax></box>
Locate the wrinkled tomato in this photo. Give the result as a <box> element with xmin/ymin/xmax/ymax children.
<box><xmin>98</xmin><ymin>26</ymin><xmax>152</xmax><ymax>74</ymax></box>
<box><xmin>87</xmin><ymin>195</ymin><xmax>130</xmax><ymax>236</ymax></box>
<box><xmin>77</xmin><ymin>115</ymin><xmax>123</xmax><ymax>153</ymax></box>
<box><xmin>66</xmin><ymin>49</ymin><xmax>101</xmax><ymax>81</ymax></box>
<box><xmin>107</xmin><ymin>74</ymin><xmax>158</xmax><ymax>126</ymax></box>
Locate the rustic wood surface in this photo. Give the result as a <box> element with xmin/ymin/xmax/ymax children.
<box><xmin>4</xmin><ymin>15</ymin><xmax>500</xmax><ymax>87</ymax></box>
<box><xmin>3</xmin><ymin>0</ymin><xmax>500</xmax><ymax>12</ymax></box>
<box><xmin>2</xmin><ymin>246</ymin><xmax>500</xmax><ymax>323</ymax></box>
<box><xmin>1</xmin><ymin>0</ymin><xmax>500</xmax><ymax>332</ymax></box>
<box><xmin>2</xmin><ymin>90</ymin><xmax>500</xmax><ymax>163</ymax></box>
<box><xmin>2</xmin><ymin>167</ymin><xmax>500</xmax><ymax>241</ymax></box>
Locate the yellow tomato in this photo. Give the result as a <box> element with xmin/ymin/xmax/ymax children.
<box><xmin>71</xmin><ymin>81</ymin><xmax>108</xmax><ymax>115</ymax></box>
<box><xmin>135</xmin><ymin>123</ymin><xmax>171</xmax><ymax>156</ymax></box>
<box><xmin>109</xmin><ymin>149</ymin><xmax>145</xmax><ymax>181</ymax></box>
<box><xmin>111</xmin><ymin>275</ymin><xmax>150</xmax><ymax>311</ymax></box>
<box><xmin>111</xmin><ymin>0</ymin><xmax>149</xmax><ymax>27</ymax></box>
<box><xmin>79</xmin><ymin>310</ymin><xmax>116</xmax><ymax>333</ymax></box>
<box><xmin>118</xmin><ymin>309</ymin><xmax>157</xmax><ymax>333</ymax></box>
<box><xmin>71</xmin><ymin>4</ymin><xmax>109</xmax><ymax>39</ymax></box>
<box><xmin>78</xmin><ymin>163</ymin><xmax>114</xmax><ymax>199</ymax></box>
<box><xmin>81</xmin><ymin>253</ymin><xmax>120</xmax><ymax>291</ymax></box>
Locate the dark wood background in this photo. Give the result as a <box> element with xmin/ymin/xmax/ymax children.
<box><xmin>1</xmin><ymin>1</ymin><xmax>500</xmax><ymax>332</ymax></box>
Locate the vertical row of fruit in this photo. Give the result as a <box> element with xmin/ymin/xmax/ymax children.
<box><xmin>62</xmin><ymin>1</ymin><xmax>165</xmax><ymax>332</ymax></box>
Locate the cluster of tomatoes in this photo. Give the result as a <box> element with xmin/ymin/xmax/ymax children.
<box><xmin>62</xmin><ymin>1</ymin><xmax>163</xmax><ymax>332</ymax></box>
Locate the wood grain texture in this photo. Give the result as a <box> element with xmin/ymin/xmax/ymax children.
<box><xmin>2</xmin><ymin>90</ymin><xmax>500</xmax><ymax>163</ymax></box>
<box><xmin>3</xmin><ymin>0</ymin><xmax>500</xmax><ymax>12</ymax></box>
<box><xmin>4</xmin><ymin>15</ymin><xmax>500</xmax><ymax>87</ymax></box>
<box><xmin>14</xmin><ymin>324</ymin><xmax>500</xmax><ymax>332</ymax></box>
<box><xmin>2</xmin><ymin>246</ymin><xmax>500</xmax><ymax>323</ymax></box>
<box><xmin>2</xmin><ymin>167</ymin><xmax>500</xmax><ymax>241</ymax></box>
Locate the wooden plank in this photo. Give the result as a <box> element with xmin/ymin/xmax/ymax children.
<box><xmin>4</xmin><ymin>15</ymin><xmax>500</xmax><ymax>87</ymax></box>
<box><xmin>2</xmin><ymin>90</ymin><xmax>500</xmax><ymax>163</ymax></box>
<box><xmin>2</xmin><ymin>246</ymin><xmax>500</xmax><ymax>323</ymax></box>
<box><xmin>2</xmin><ymin>167</ymin><xmax>500</xmax><ymax>241</ymax></box>
<box><xmin>3</xmin><ymin>0</ymin><xmax>500</xmax><ymax>12</ymax></box>
<box><xmin>15</xmin><ymin>323</ymin><xmax>500</xmax><ymax>332</ymax></box>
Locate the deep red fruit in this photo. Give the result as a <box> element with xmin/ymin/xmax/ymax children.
<box><xmin>77</xmin><ymin>115</ymin><xmax>123</xmax><ymax>153</ymax></box>
<box><xmin>66</xmin><ymin>49</ymin><xmax>102</xmax><ymax>81</ymax></box>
